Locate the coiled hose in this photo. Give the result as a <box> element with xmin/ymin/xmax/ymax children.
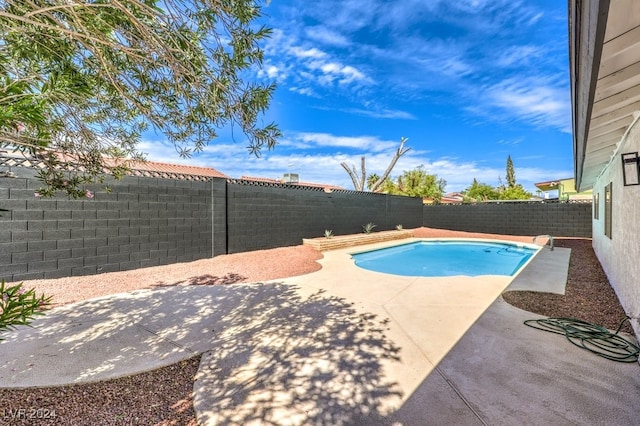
<box><xmin>524</xmin><ymin>317</ymin><xmax>639</xmax><ymax>363</ymax></box>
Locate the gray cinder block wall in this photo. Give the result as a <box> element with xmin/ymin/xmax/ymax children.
<box><xmin>1</xmin><ymin>168</ymin><xmax>222</xmax><ymax>282</ymax></box>
<box><xmin>423</xmin><ymin>201</ymin><xmax>592</xmax><ymax>237</ymax></box>
<box><xmin>225</xmin><ymin>180</ymin><xmax>423</xmax><ymax>253</ymax></box>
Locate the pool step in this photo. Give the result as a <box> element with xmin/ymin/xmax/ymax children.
<box><xmin>303</xmin><ymin>229</ymin><xmax>414</xmax><ymax>251</ymax></box>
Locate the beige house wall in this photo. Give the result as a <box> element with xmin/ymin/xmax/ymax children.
<box><xmin>592</xmin><ymin>118</ymin><xmax>640</xmax><ymax>339</ymax></box>
<box><xmin>559</xmin><ymin>178</ymin><xmax>592</xmax><ymax>200</ymax></box>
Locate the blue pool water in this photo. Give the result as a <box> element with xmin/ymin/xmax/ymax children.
<box><xmin>352</xmin><ymin>240</ymin><xmax>537</xmax><ymax>277</ymax></box>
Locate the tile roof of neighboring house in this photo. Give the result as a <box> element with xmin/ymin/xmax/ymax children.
<box><xmin>424</xmin><ymin>192</ymin><xmax>465</xmax><ymax>204</ymax></box>
<box><xmin>119</xmin><ymin>159</ymin><xmax>228</xmax><ymax>179</ymax></box>
<box><xmin>240</xmin><ymin>175</ymin><xmax>343</xmax><ymax>190</ymax></box>
<box><xmin>0</xmin><ymin>151</ymin><xmax>228</xmax><ymax>180</ymax></box>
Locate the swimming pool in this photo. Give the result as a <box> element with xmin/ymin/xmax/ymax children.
<box><xmin>352</xmin><ymin>240</ymin><xmax>538</xmax><ymax>277</ymax></box>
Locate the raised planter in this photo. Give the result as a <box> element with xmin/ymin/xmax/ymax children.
<box><xmin>303</xmin><ymin>229</ymin><xmax>414</xmax><ymax>251</ymax></box>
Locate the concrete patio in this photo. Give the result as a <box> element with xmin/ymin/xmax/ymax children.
<box><xmin>1</xmin><ymin>238</ymin><xmax>638</xmax><ymax>425</ymax></box>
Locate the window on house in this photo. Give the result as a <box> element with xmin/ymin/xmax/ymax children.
<box><xmin>593</xmin><ymin>192</ymin><xmax>599</xmax><ymax>220</ymax></box>
<box><xmin>604</xmin><ymin>182</ymin><xmax>612</xmax><ymax>239</ymax></box>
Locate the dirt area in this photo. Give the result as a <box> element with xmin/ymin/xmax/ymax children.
<box><xmin>0</xmin><ymin>227</ymin><xmax>631</xmax><ymax>425</ymax></box>
<box><xmin>16</xmin><ymin>245</ymin><xmax>323</xmax><ymax>308</ymax></box>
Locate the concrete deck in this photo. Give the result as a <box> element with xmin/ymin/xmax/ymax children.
<box><xmin>1</xmin><ymin>238</ymin><xmax>638</xmax><ymax>425</ymax></box>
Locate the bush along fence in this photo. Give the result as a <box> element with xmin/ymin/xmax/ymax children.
<box><xmin>1</xmin><ymin>157</ymin><xmax>592</xmax><ymax>281</ymax></box>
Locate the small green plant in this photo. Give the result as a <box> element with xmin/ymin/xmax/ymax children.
<box><xmin>0</xmin><ymin>280</ymin><xmax>52</xmax><ymax>340</ymax></box>
<box><xmin>362</xmin><ymin>222</ymin><xmax>377</xmax><ymax>234</ymax></box>
<box><xmin>324</xmin><ymin>229</ymin><xmax>334</xmax><ymax>238</ymax></box>
<box><xmin>395</xmin><ymin>224</ymin><xmax>403</xmax><ymax>230</ymax></box>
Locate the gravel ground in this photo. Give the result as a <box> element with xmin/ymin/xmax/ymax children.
<box><xmin>0</xmin><ymin>227</ymin><xmax>631</xmax><ymax>425</ymax></box>
<box><xmin>503</xmin><ymin>237</ymin><xmax>633</xmax><ymax>333</ymax></box>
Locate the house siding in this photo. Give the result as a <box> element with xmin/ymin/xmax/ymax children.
<box><xmin>592</xmin><ymin>117</ymin><xmax>640</xmax><ymax>339</ymax></box>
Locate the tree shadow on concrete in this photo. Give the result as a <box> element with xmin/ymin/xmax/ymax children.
<box><xmin>193</xmin><ymin>286</ymin><xmax>403</xmax><ymax>424</ymax></box>
<box><xmin>151</xmin><ymin>272</ymin><xmax>247</xmax><ymax>287</ymax></box>
<box><xmin>0</xmin><ymin>282</ymin><xmax>403</xmax><ymax>424</ymax></box>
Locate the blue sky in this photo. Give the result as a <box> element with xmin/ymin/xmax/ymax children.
<box><xmin>141</xmin><ymin>0</ymin><xmax>572</xmax><ymax>193</ymax></box>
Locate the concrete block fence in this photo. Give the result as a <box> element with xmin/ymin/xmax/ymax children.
<box><xmin>1</xmin><ymin>168</ymin><xmax>219</xmax><ymax>282</ymax></box>
<box><xmin>225</xmin><ymin>180</ymin><xmax>423</xmax><ymax>253</ymax></box>
<box><xmin>422</xmin><ymin>201</ymin><xmax>592</xmax><ymax>238</ymax></box>
<box><xmin>1</xmin><ymin>164</ymin><xmax>592</xmax><ymax>282</ymax></box>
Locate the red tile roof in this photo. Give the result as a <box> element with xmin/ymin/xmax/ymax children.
<box><xmin>1</xmin><ymin>151</ymin><xmax>229</xmax><ymax>179</ymax></box>
<box><xmin>100</xmin><ymin>155</ymin><xmax>227</xmax><ymax>178</ymax></box>
<box><xmin>123</xmin><ymin>159</ymin><xmax>228</xmax><ymax>178</ymax></box>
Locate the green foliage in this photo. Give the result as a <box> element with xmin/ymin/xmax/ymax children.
<box><xmin>463</xmin><ymin>175</ymin><xmax>532</xmax><ymax>202</ymax></box>
<box><xmin>378</xmin><ymin>178</ymin><xmax>397</xmax><ymax>194</ymax></box>
<box><xmin>499</xmin><ymin>184</ymin><xmax>532</xmax><ymax>200</ymax></box>
<box><xmin>0</xmin><ymin>280</ymin><xmax>52</xmax><ymax>340</ymax></box>
<box><xmin>366</xmin><ymin>173</ymin><xmax>380</xmax><ymax>190</ymax></box>
<box><xmin>362</xmin><ymin>222</ymin><xmax>377</xmax><ymax>234</ymax></box>
<box><xmin>506</xmin><ymin>155</ymin><xmax>516</xmax><ymax>188</ymax></box>
<box><xmin>324</xmin><ymin>229</ymin><xmax>333</xmax><ymax>239</ymax></box>
<box><xmin>463</xmin><ymin>178</ymin><xmax>500</xmax><ymax>202</ymax></box>
<box><xmin>382</xmin><ymin>165</ymin><xmax>446</xmax><ymax>201</ymax></box>
<box><xmin>0</xmin><ymin>0</ymin><xmax>281</xmax><ymax>197</ymax></box>
<box><xmin>463</xmin><ymin>157</ymin><xmax>532</xmax><ymax>202</ymax></box>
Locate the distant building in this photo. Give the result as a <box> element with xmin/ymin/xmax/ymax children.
<box><xmin>421</xmin><ymin>192</ymin><xmax>464</xmax><ymax>204</ymax></box>
<box><xmin>534</xmin><ymin>178</ymin><xmax>592</xmax><ymax>201</ymax></box>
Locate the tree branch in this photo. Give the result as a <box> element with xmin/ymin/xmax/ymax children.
<box><xmin>340</xmin><ymin>161</ymin><xmax>362</xmax><ymax>191</ymax></box>
<box><xmin>370</xmin><ymin>137</ymin><xmax>410</xmax><ymax>192</ymax></box>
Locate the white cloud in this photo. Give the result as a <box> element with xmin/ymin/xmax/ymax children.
<box><xmin>342</xmin><ymin>108</ymin><xmax>417</xmax><ymax>120</ymax></box>
<box><xmin>478</xmin><ymin>77</ymin><xmax>571</xmax><ymax>132</ymax></box>
<box><xmin>310</xmin><ymin>61</ymin><xmax>371</xmax><ymax>86</ymax></box>
<box><xmin>290</xmin><ymin>46</ymin><xmax>327</xmax><ymax>59</ymax></box>
<box><xmin>319</xmin><ymin>63</ymin><xmax>341</xmax><ymax>74</ymax></box>
<box><xmin>305</xmin><ymin>26</ymin><xmax>350</xmax><ymax>47</ymax></box>
<box><xmin>361</xmin><ymin>36</ymin><xmax>474</xmax><ymax>93</ymax></box>
<box><xmin>289</xmin><ymin>86</ymin><xmax>316</xmax><ymax>97</ymax></box>
<box><xmin>261</xmin><ymin>28</ymin><xmax>372</xmax><ymax>93</ymax></box>
<box><xmin>292</xmin><ymin>132</ymin><xmax>398</xmax><ymax>152</ymax></box>
<box><xmin>495</xmin><ymin>45</ymin><xmax>544</xmax><ymax>68</ymax></box>
<box><xmin>528</xmin><ymin>12</ymin><xmax>544</xmax><ymax>25</ymax></box>
<box><xmin>258</xmin><ymin>64</ymin><xmax>285</xmax><ymax>80</ymax></box>
<box><xmin>266</xmin><ymin>66</ymin><xmax>280</xmax><ymax>79</ymax></box>
<box><xmin>337</xmin><ymin>65</ymin><xmax>368</xmax><ymax>84</ymax></box>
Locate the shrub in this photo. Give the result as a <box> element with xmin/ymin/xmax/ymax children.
<box><xmin>362</xmin><ymin>222</ymin><xmax>377</xmax><ymax>234</ymax></box>
<box><xmin>0</xmin><ymin>280</ymin><xmax>52</xmax><ymax>340</ymax></box>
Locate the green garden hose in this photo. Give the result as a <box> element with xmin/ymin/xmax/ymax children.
<box><xmin>524</xmin><ymin>317</ymin><xmax>639</xmax><ymax>363</ymax></box>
